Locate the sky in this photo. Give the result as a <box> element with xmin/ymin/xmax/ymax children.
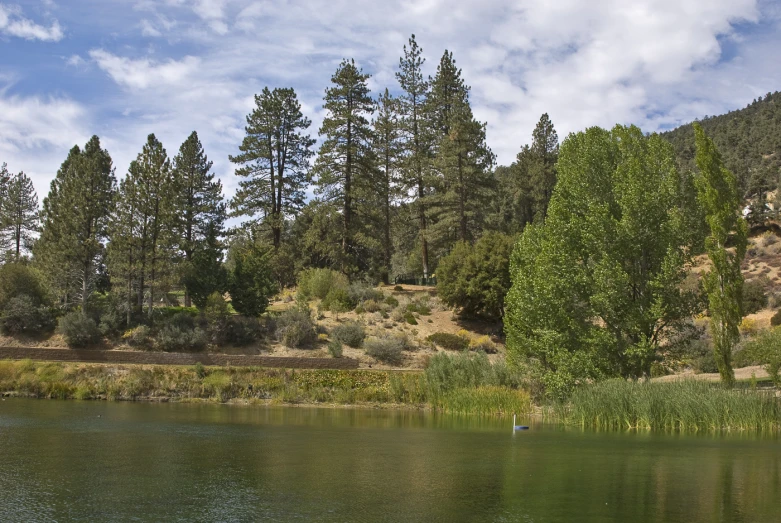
<box><xmin>1</xmin><ymin>0</ymin><xmax>781</xmax><ymax>202</ymax></box>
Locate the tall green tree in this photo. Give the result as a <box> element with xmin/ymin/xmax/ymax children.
<box><xmin>171</xmin><ymin>131</ymin><xmax>225</xmax><ymax>307</ymax></box>
<box><xmin>227</xmin><ymin>232</ymin><xmax>275</xmax><ymax>317</ymax></box>
<box><xmin>230</xmin><ymin>87</ymin><xmax>315</xmax><ymax>248</ymax></box>
<box><xmin>181</xmin><ymin>221</ymin><xmax>227</xmax><ymax>309</ymax></box>
<box><xmin>694</xmin><ymin>123</ymin><xmax>747</xmax><ymax>387</ymax></box>
<box><xmin>397</xmin><ymin>34</ymin><xmax>432</xmax><ymax>276</ymax></box>
<box><xmin>505</xmin><ymin>126</ymin><xmax>701</xmax><ymax>397</ymax></box>
<box><xmin>528</xmin><ymin>113</ymin><xmax>559</xmax><ymax>220</ymax></box>
<box><xmin>426</xmin><ymin>50</ymin><xmax>495</xmax><ymax>246</ymax></box>
<box><xmin>314</xmin><ymin>59</ymin><xmax>375</xmax><ymax>272</ymax></box>
<box><xmin>1</xmin><ymin>171</ymin><xmax>38</xmax><ymax>260</ymax></box>
<box><xmin>35</xmin><ymin>136</ymin><xmax>115</xmax><ymax>308</ymax></box>
<box><xmin>372</xmin><ymin>89</ymin><xmax>403</xmax><ymax>282</ymax></box>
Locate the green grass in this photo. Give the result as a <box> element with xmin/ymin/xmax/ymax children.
<box><xmin>558</xmin><ymin>379</ymin><xmax>781</xmax><ymax>432</ymax></box>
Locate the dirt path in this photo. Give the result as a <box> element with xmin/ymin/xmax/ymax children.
<box><xmin>654</xmin><ymin>365</ymin><xmax>770</xmax><ymax>382</ymax></box>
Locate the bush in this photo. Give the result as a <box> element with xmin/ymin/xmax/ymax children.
<box><xmin>406</xmin><ymin>301</ymin><xmax>431</xmax><ymax>315</ymax></box>
<box><xmin>364</xmin><ymin>336</ymin><xmax>404</xmax><ymax>365</ymax></box>
<box><xmin>436</xmin><ymin>232</ymin><xmax>515</xmax><ymax>318</ymax></box>
<box><xmin>0</xmin><ymin>295</ymin><xmax>55</xmax><ymax>335</ymax></box>
<box><xmin>0</xmin><ymin>263</ymin><xmax>51</xmax><ymax>308</ymax></box>
<box><xmin>298</xmin><ymin>268</ymin><xmax>348</xmax><ymax>300</ymax></box>
<box><xmin>384</xmin><ymin>295</ymin><xmax>399</xmax><ymax>308</ymax></box>
<box><xmin>332</xmin><ymin>321</ymin><xmax>366</xmax><ymax>348</ymax></box>
<box><xmin>275</xmin><ymin>309</ymin><xmax>317</xmax><ymax>348</ymax></box>
<box><xmin>123</xmin><ymin>325</ymin><xmax>151</xmax><ymax>348</ymax></box>
<box><xmin>156</xmin><ymin>313</ymin><xmax>207</xmax><ymax>352</ymax></box>
<box><xmin>742</xmin><ymin>327</ymin><xmax>781</xmax><ymax>386</ymax></box>
<box><xmin>470</xmin><ymin>335</ymin><xmax>498</xmax><ymax>354</ymax></box>
<box><xmin>228</xmin><ymin>240</ymin><xmax>275</xmax><ymax>316</ymax></box>
<box><xmin>321</xmin><ymin>287</ymin><xmax>355</xmax><ymax>313</ymax></box>
<box><xmin>224</xmin><ymin>316</ymin><xmax>262</xmax><ymax>346</ymax></box>
<box><xmin>58</xmin><ymin>311</ymin><xmax>101</xmax><ymax>348</ymax></box>
<box><xmin>347</xmin><ymin>282</ymin><xmax>384</xmax><ymax>304</ymax></box>
<box><xmin>427</xmin><ymin>332</ymin><xmax>469</xmax><ymax>351</ymax></box>
<box><xmin>404</xmin><ymin>312</ymin><xmax>417</xmax><ymax>325</ymax></box>
<box><xmin>328</xmin><ymin>339</ymin><xmax>343</xmax><ymax>358</ymax></box>
<box><xmin>771</xmin><ymin>310</ymin><xmax>781</xmax><ymax>327</ymax></box>
<box><xmin>742</xmin><ymin>279</ymin><xmax>768</xmax><ymax>315</ymax></box>
<box><xmin>393</xmin><ymin>285</ymin><xmax>404</xmax><ymax>292</ymax></box>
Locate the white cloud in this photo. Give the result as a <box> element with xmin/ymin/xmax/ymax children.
<box><xmin>65</xmin><ymin>54</ymin><xmax>85</xmax><ymax>66</ymax></box>
<box><xmin>89</xmin><ymin>49</ymin><xmax>201</xmax><ymax>90</ymax></box>
<box><xmin>0</xmin><ymin>3</ymin><xmax>63</xmax><ymax>41</ymax></box>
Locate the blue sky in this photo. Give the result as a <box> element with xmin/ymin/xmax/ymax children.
<box><xmin>1</xmin><ymin>0</ymin><xmax>781</xmax><ymax>201</ymax></box>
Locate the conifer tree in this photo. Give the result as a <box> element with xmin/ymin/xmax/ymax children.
<box><xmin>694</xmin><ymin>123</ymin><xmax>747</xmax><ymax>387</ymax></box>
<box><xmin>396</xmin><ymin>34</ymin><xmax>432</xmax><ymax>276</ymax></box>
<box><xmin>314</xmin><ymin>59</ymin><xmax>375</xmax><ymax>271</ymax></box>
<box><xmin>230</xmin><ymin>87</ymin><xmax>315</xmax><ymax>248</ymax></box>
<box><xmin>426</xmin><ymin>50</ymin><xmax>494</xmax><ymax>246</ymax></box>
<box><xmin>36</xmin><ymin>136</ymin><xmax>115</xmax><ymax>308</ymax></box>
<box><xmin>529</xmin><ymin>113</ymin><xmax>559</xmax><ymax>220</ymax></box>
<box><xmin>1</xmin><ymin>171</ymin><xmax>38</xmax><ymax>260</ymax></box>
<box><xmin>107</xmin><ymin>164</ymin><xmax>142</xmax><ymax>324</ymax></box>
<box><xmin>372</xmin><ymin>89</ymin><xmax>403</xmax><ymax>282</ymax></box>
<box><xmin>172</xmin><ymin>131</ymin><xmax>225</xmax><ymax>307</ymax></box>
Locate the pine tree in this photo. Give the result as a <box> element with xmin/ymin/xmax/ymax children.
<box><xmin>372</xmin><ymin>89</ymin><xmax>404</xmax><ymax>282</ymax></box>
<box><xmin>230</xmin><ymin>87</ymin><xmax>315</xmax><ymax>248</ymax></box>
<box><xmin>396</xmin><ymin>34</ymin><xmax>432</xmax><ymax>276</ymax></box>
<box><xmin>172</xmin><ymin>131</ymin><xmax>226</xmax><ymax>307</ymax></box>
<box><xmin>529</xmin><ymin>113</ymin><xmax>559</xmax><ymax>220</ymax></box>
<box><xmin>694</xmin><ymin>123</ymin><xmax>747</xmax><ymax>387</ymax></box>
<box><xmin>426</xmin><ymin>50</ymin><xmax>494</xmax><ymax>247</ymax></box>
<box><xmin>1</xmin><ymin>171</ymin><xmax>38</xmax><ymax>261</ymax></box>
<box><xmin>314</xmin><ymin>59</ymin><xmax>375</xmax><ymax>271</ymax></box>
<box><xmin>35</xmin><ymin>136</ymin><xmax>115</xmax><ymax>308</ymax></box>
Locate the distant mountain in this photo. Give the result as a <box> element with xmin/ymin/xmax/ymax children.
<box><xmin>662</xmin><ymin>91</ymin><xmax>781</xmax><ymax>198</ymax></box>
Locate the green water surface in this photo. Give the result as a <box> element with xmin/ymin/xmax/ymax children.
<box><xmin>0</xmin><ymin>398</ymin><xmax>779</xmax><ymax>522</ymax></box>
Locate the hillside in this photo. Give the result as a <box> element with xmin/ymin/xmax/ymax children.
<box><xmin>662</xmin><ymin>91</ymin><xmax>781</xmax><ymax>196</ymax></box>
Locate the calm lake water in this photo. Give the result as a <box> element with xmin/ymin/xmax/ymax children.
<box><xmin>0</xmin><ymin>399</ymin><xmax>779</xmax><ymax>522</ymax></box>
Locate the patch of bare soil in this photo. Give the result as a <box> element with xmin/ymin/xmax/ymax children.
<box><xmin>653</xmin><ymin>365</ymin><xmax>769</xmax><ymax>382</ymax></box>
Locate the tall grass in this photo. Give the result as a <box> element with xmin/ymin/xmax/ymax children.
<box><xmin>560</xmin><ymin>379</ymin><xmax>781</xmax><ymax>432</ymax></box>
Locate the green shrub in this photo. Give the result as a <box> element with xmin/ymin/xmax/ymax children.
<box><xmin>275</xmin><ymin>309</ymin><xmax>317</xmax><ymax>348</ymax></box>
<box><xmin>406</xmin><ymin>301</ymin><xmax>431</xmax><ymax>315</ymax></box>
<box><xmin>298</xmin><ymin>268</ymin><xmax>349</xmax><ymax>300</ymax></box>
<box><xmin>0</xmin><ymin>263</ymin><xmax>51</xmax><ymax>308</ymax></box>
<box><xmin>228</xmin><ymin>240</ymin><xmax>275</xmax><ymax>316</ymax></box>
<box><xmin>204</xmin><ymin>291</ymin><xmax>230</xmax><ymax>341</ymax></box>
<box><xmin>347</xmin><ymin>282</ymin><xmax>384</xmax><ymax>304</ymax></box>
<box><xmin>362</xmin><ymin>299</ymin><xmax>383</xmax><ymax>313</ymax></box>
<box><xmin>194</xmin><ymin>362</ymin><xmax>206</xmax><ymax>379</ymax></box>
<box><xmin>384</xmin><ymin>295</ymin><xmax>399</xmax><ymax>308</ymax></box>
<box><xmin>364</xmin><ymin>336</ymin><xmax>404</xmax><ymax>365</ymax></box>
<box><xmin>332</xmin><ymin>321</ymin><xmax>366</xmax><ymax>348</ymax></box>
<box><xmin>224</xmin><ymin>316</ymin><xmax>262</xmax><ymax>346</ymax></box>
<box><xmin>58</xmin><ymin>311</ymin><xmax>101</xmax><ymax>348</ymax></box>
<box><xmin>771</xmin><ymin>310</ymin><xmax>781</xmax><ymax>327</ymax></box>
<box><xmin>742</xmin><ymin>327</ymin><xmax>781</xmax><ymax>386</ymax></box>
<box><xmin>0</xmin><ymin>295</ymin><xmax>55</xmax><ymax>335</ymax></box>
<box><xmin>470</xmin><ymin>335</ymin><xmax>498</xmax><ymax>354</ymax></box>
<box><xmin>328</xmin><ymin>339</ymin><xmax>343</xmax><ymax>358</ymax></box>
<box><xmin>393</xmin><ymin>285</ymin><xmax>404</xmax><ymax>292</ymax></box>
<box><xmin>436</xmin><ymin>232</ymin><xmax>514</xmax><ymax>318</ymax></box>
<box><xmin>123</xmin><ymin>325</ymin><xmax>151</xmax><ymax>348</ymax></box>
<box><xmin>404</xmin><ymin>311</ymin><xmax>417</xmax><ymax>325</ymax></box>
<box><xmin>156</xmin><ymin>323</ymin><xmax>208</xmax><ymax>352</ymax></box>
<box><xmin>743</xmin><ymin>279</ymin><xmax>768</xmax><ymax>315</ymax></box>
<box><xmin>322</xmin><ymin>287</ymin><xmax>355</xmax><ymax>313</ymax></box>
<box><xmin>427</xmin><ymin>332</ymin><xmax>469</xmax><ymax>351</ymax></box>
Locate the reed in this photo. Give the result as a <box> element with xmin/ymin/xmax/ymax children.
<box><xmin>559</xmin><ymin>379</ymin><xmax>781</xmax><ymax>432</ymax></box>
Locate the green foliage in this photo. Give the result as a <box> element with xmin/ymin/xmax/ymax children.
<box><xmin>123</xmin><ymin>325</ymin><xmax>151</xmax><ymax>348</ymax></box>
<box><xmin>331</xmin><ymin>321</ymin><xmax>366</xmax><ymax>348</ymax></box>
<box><xmin>0</xmin><ymin>170</ymin><xmax>38</xmax><ymax>260</ymax></box>
<box><xmin>275</xmin><ymin>309</ymin><xmax>317</xmax><ymax>348</ymax></box>
<box><xmin>771</xmin><ymin>310</ymin><xmax>781</xmax><ymax>327</ymax></box>
<box><xmin>0</xmin><ymin>263</ymin><xmax>51</xmax><ymax>308</ymax></box>
<box><xmin>404</xmin><ymin>311</ymin><xmax>417</xmax><ymax>325</ymax></box>
<box><xmin>224</xmin><ymin>316</ymin><xmax>263</xmax><ymax>346</ymax></box>
<box><xmin>562</xmin><ymin>379</ymin><xmax>781</xmax><ymax>432</ymax></box>
<box><xmin>298</xmin><ymin>268</ymin><xmax>349</xmax><ymax>300</ymax></box>
<box><xmin>384</xmin><ymin>295</ymin><xmax>399</xmax><ymax>307</ymax></box>
<box><xmin>228</xmin><ymin>238</ymin><xmax>275</xmax><ymax>317</ymax></box>
<box><xmin>0</xmin><ymin>295</ymin><xmax>55</xmax><ymax>335</ymax></box>
<box><xmin>321</xmin><ymin>287</ymin><xmax>355</xmax><ymax>314</ymax></box>
<box><xmin>328</xmin><ymin>339</ymin><xmax>343</xmax><ymax>358</ymax></box>
<box><xmin>505</xmin><ymin>125</ymin><xmax>702</xmax><ymax>396</ymax></box>
<box><xmin>155</xmin><ymin>313</ymin><xmax>207</xmax><ymax>352</ymax></box>
<box><xmin>742</xmin><ymin>327</ymin><xmax>781</xmax><ymax>386</ymax></box>
<box><xmin>742</xmin><ymin>279</ymin><xmax>767</xmax><ymax>315</ymax></box>
<box><xmin>181</xmin><ymin>227</ymin><xmax>228</xmax><ymax>310</ymax></box>
<box><xmin>204</xmin><ymin>291</ymin><xmax>229</xmax><ymax>336</ymax></box>
<box><xmin>427</xmin><ymin>332</ymin><xmax>469</xmax><ymax>351</ymax></box>
<box><xmin>59</xmin><ymin>312</ymin><xmax>101</xmax><ymax>348</ymax></box>
<box><xmin>424</xmin><ymin>352</ymin><xmax>520</xmax><ymax>396</ymax></box>
<box><xmin>436</xmin><ymin>232</ymin><xmax>514</xmax><ymax>318</ymax></box>
<box><xmin>694</xmin><ymin>122</ymin><xmax>747</xmax><ymax>387</ymax></box>
<box><xmin>364</xmin><ymin>336</ymin><xmax>404</xmax><ymax>364</ymax></box>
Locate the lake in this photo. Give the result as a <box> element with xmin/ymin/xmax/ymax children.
<box><xmin>0</xmin><ymin>398</ymin><xmax>779</xmax><ymax>522</ymax></box>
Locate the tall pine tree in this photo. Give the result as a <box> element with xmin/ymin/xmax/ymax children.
<box><xmin>1</xmin><ymin>171</ymin><xmax>38</xmax><ymax>261</ymax></box>
<box><xmin>528</xmin><ymin>113</ymin><xmax>559</xmax><ymax>220</ymax></box>
<box><xmin>36</xmin><ymin>136</ymin><xmax>115</xmax><ymax>308</ymax></box>
<box><xmin>172</xmin><ymin>131</ymin><xmax>225</xmax><ymax>307</ymax></box>
<box><xmin>314</xmin><ymin>59</ymin><xmax>375</xmax><ymax>272</ymax></box>
<box><xmin>397</xmin><ymin>34</ymin><xmax>432</xmax><ymax>276</ymax></box>
<box><xmin>230</xmin><ymin>87</ymin><xmax>315</xmax><ymax>248</ymax></box>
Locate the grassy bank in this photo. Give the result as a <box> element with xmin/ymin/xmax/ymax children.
<box><xmin>556</xmin><ymin>379</ymin><xmax>781</xmax><ymax>432</ymax></box>
<box><xmin>0</xmin><ymin>356</ymin><xmax>531</xmax><ymax>417</ymax></box>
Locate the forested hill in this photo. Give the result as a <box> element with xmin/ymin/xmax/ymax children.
<box><xmin>662</xmin><ymin>91</ymin><xmax>781</xmax><ymax>198</ymax></box>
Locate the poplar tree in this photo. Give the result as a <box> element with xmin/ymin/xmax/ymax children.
<box><xmin>396</xmin><ymin>34</ymin><xmax>432</xmax><ymax>276</ymax></box>
<box><xmin>1</xmin><ymin>171</ymin><xmax>38</xmax><ymax>260</ymax></box>
<box><xmin>372</xmin><ymin>89</ymin><xmax>403</xmax><ymax>282</ymax></box>
<box><xmin>426</xmin><ymin>50</ymin><xmax>495</xmax><ymax>246</ymax></box>
<box><xmin>36</xmin><ymin>136</ymin><xmax>115</xmax><ymax>308</ymax></box>
<box><xmin>230</xmin><ymin>87</ymin><xmax>315</xmax><ymax>248</ymax></box>
<box><xmin>694</xmin><ymin>123</ymin><xmax>747</xmax><ymax>387</ymax></box>
<box><xmin>172</xmin><ymin>131</ymin><xmax>226</xmax><ymax>307</ymax></box>
<box><xmin>314</xmin><ymin>59</ymin><xmax>375</xmax><ymax>271</ymax></box>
